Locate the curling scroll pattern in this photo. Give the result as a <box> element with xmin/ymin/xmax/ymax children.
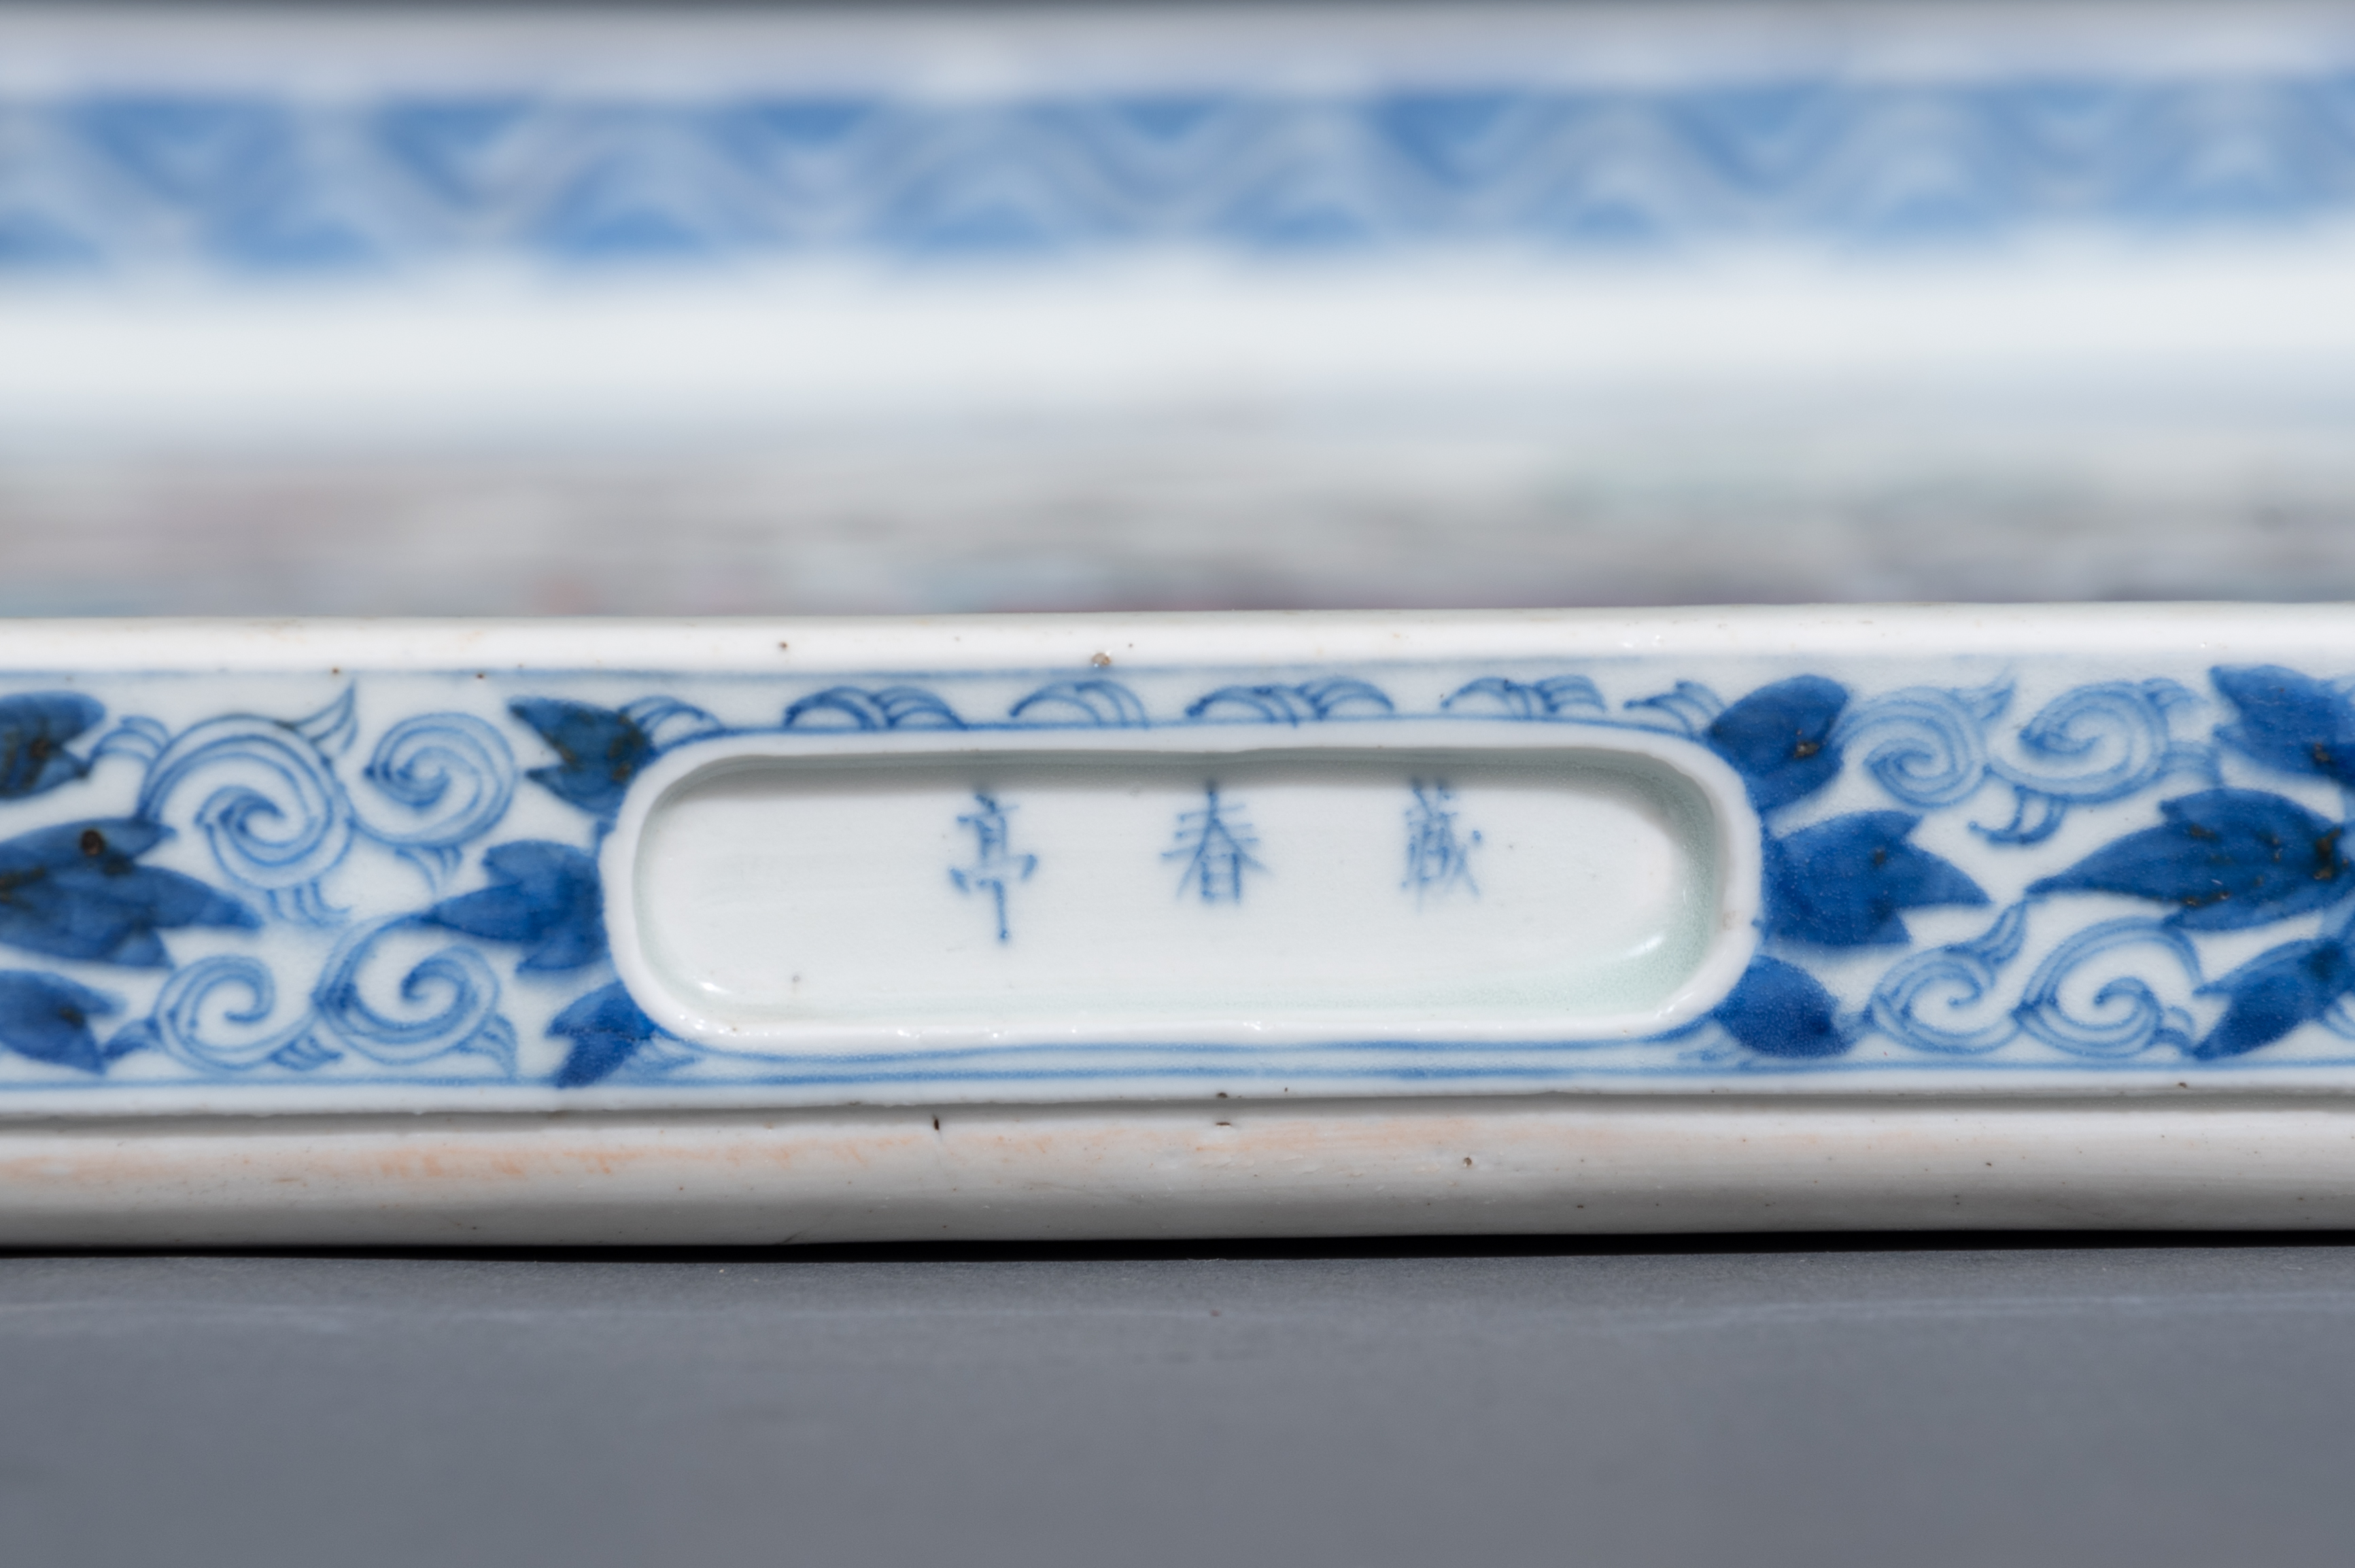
<box><xmin>0</xmin><ymin>659</ymin><xmax>2349</xmax><ymax>1094</ymax></box>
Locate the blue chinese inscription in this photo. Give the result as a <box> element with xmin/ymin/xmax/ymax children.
<box><xmin>1403</xmin><ymin>782</ymin><xmax>1480</xmax><ymax>905</ymax></box>
<box><xmin>950</xmin><ymin>792</ymin><xmax>1037</xmax><ymax>943</ymax></box>
<box><xmin>1166</xmin><ymin>785</ymin><xmax>1265</xmax><ymax>905</ymax></box>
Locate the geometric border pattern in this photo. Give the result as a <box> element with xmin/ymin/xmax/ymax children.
<box><xmin>8</xmin><ymin>75</ymin><xmax>2355</xmax><ymax>272</ymax></box>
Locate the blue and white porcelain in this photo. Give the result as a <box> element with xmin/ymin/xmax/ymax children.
<box><xmin>7</xmin><ymin>2</ymin><xmax>2355</xmax><ymax>461</ymax></box>
<box><xmin>6</xmin><ymin>609</ymin><xmax>2355</xmax><ymax>1240</ymax></box>
<box><xmin>10</xmin><ymin>4</ymin><xmax>2355</xmax><ymax>273</ymax></box>
<box><xmin>0</xmin><ymin>608</ymin><xmax>2342</xmax><ymax>1108</ymax></box>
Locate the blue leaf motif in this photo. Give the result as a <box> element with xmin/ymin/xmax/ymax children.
<box><xmin>1764</xmin><ymin>811</ymin><xmax>1989</xmax><ymax>946</ymax></box>
<box><xmin>2025</xmin><ymin>788</ymin><xmax>2354</xmax><ymax>931</ymax></box>
<box><xmin>510</xmin><ymin>699</ymin><xmax>655</xmax><ymax>820</ymax></box>
<box><xmin>0</xmin><ymin>971</ymin><xmax>118</xmax><ymax>1075</ymax></box>
<box><xmin>1713</xmin><ymin>956</ymin><xmax>1849</xmax><ymax>1058</ymax></box>
<box><xmin>0</xmin><ymin>693</ymin><xmax>103</xmax><ymax>799</ymax></box>
<box><xmin>2195</xmin><ymin>937</ymin><xmax>2355</xmax><ymax>1060</ymax></box>
<box><xmin>0</xmin><ymin>818</ymin><xmax>256</xmax><ymax>968</ymax></box>
<box><xmin>2212</xmin><ymin>665</ymin><xmax>2355</xmax><ymax>786</ymax></box>
<box><xmin>548</xmin><ymin>981</ymin><xmax>662</xmax><ymax>1087</ymax></box>
<box><xmin>1705</xmin><ymin>676</ymin><xmax>1849</xmax><ymax>812</ymax></box>
<box><xmin>424</xmin><ymin>841</ymin><xmax>604</xmax><ymax>971</ymax></box>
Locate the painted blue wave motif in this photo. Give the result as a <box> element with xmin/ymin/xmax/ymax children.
<box><xmin>111</xmin><ymin>956</ymin><xmax>314</xmax><ymax>1072</ymax></box>
<box><xmin>16</xmin><ymin>69</ymin><xmax>2355</xmax><ymax>274</ymax></box>
<box><xmin>1186</xmin><ymin>678</ymin><xmax>1392</xmax><ymax>723</ymax></box>
<box><xmin>1833</xmin><ymin>682</ymin><xmax>2006</xmax><ymax>809</ymax></box>
<box><xmin>1980</xmin><ymin>681</ymin><xmax>2214</xmax><ymax>845</ymax></box>
<box><xmin>424</xmin><ymin>841</ymin><xmax>604</xmax><ymax>972</ymax></box>
<box><xmin>1621</xmin><ymin>680</ymin><xmax>1724</xmax><ymax>737</ymax></box>
<box><xmin>356</xmin><ymin>714</ymin><xmax>517</xmax><ymax>882</ymax></box>
<box><xmin>310</xmin><ymin>917</ymin><xmax>515</xmax><ymax>1069</ymax></box>
<box><xmin>2014</xmin><ymin>919</ymin><xmax>2203</xmax><ymax>1059</ymax></box>
<box><xmin>1867</xmin><ymin>903</ymin><xmax>2028</xmax><ymax>1055</ymax></box>
<box><xmin>1010</xmin><ymin>679</ymin><xmax>1148</xmax><ymax>726</ymax></box>
<box><xmin>782</xmin><ymin>685</ymin><xmax>963</xmax><ymax>731</ymax></box>
<box><xmin>1866</xmin><ymin>907</ymin><xmax>2207</xmax><ymax>1060</ymax></box>
<box><xmin>1442</xmin><ymin>676</ymin><xmax>1605</xmax><ymax>720</ymax></box>
<box><xmin>0</xmin><ymin>818</ymin><xmax>254</xmax><ymax>968</ymax></box>
<box><xmin>136</xmin><ymin>708</ymin><xmax>354</xmax><ymax>922</ymax></box>
<box><xmin>1825</xmin><ymin>678</ymin><xmax>2214</xmax><ymax>843</ymax></box>
<box><xmin>114</xmin><ymin>916</ymin><xmax>515</xmax><ymax>1075</ymax></box>
<box><xmin>128</xmin><ymin>689</ymin><xmax>525</xmax><ymax>914</ymax></box>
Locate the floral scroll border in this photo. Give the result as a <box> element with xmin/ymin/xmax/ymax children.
<box><xmin>0</xmin><ymin>657</ymin><xmax>2351</xmax><ymax>1092</ymax></box>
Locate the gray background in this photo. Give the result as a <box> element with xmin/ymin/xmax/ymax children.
<box><xmin>6</xmin><ymin>1236</ymin><xmax>2355</xmax><ymax>1567</ymax></box>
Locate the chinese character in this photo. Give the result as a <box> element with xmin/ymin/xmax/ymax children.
<box><xmin>950</xmin><ymin>792</ymin><xmax>1036</xmax><ymax>942</ymax></box>
<box><xmin>1404</xmin><ymin>781</ymin><xmax>1480</xmax><ymax>904</ymax></box>
<box><xmin>1165</xmin><ymin>784</ymin><xmax>1264</xmax><ymax>904</ymax></box>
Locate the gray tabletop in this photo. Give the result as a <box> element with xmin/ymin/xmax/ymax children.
<box><xmin>5</xmin><ymin>1238</ymin><xmax>2352</xmax><ymax>1568</ymax></box>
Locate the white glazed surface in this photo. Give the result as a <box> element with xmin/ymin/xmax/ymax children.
<box><xmin>608</xmin><ymin>722</ymin><xmax>1753</xmax><ymax>1052</ymax></box>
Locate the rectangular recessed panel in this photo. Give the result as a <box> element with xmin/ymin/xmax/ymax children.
<box><xmin>628</xmin><ymin>746</ymin><xmax>1725</xmax><ymax>1043</ymax></box>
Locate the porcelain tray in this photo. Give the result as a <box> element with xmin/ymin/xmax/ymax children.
<box><xmin>4</xmin><ymin>608</ymin><xmax>2355</xmax><ymax>1242</ymax></box>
